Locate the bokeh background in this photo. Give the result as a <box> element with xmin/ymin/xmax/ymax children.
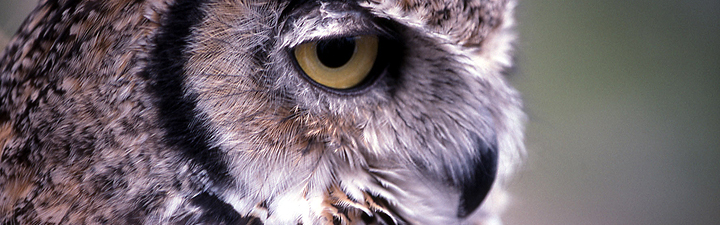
<box><xmin>507</xmin><ymin>1</ymin><xmax>719</xmax><ymax>224</ymax></box>
<box><xmin>2</xmin><ymin>0</ymin><xmax>718</xmax><ymax>224</ymax></box>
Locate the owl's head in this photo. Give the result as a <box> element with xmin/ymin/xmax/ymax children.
<box><xmin>147</xmin><ymin>0</ymin><xmax>524</xmax><ymax>223</ymax></box>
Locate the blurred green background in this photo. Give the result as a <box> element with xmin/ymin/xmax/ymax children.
<box><xmin>0</xmin><ymin>0</ymin><xmax>35</xmax><ymax>47</ymax></box>
<box><xmin>508</xmin><ymin>0</ymin><xmax>719</xmax><ymax>224</ymax></box>
<box><xmin>2</xmin><ymin>0</ymin><xmax>718</xmax><ymax>224</ymax></box>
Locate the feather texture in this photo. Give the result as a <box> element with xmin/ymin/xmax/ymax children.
<box><xmin>0</xmin><ymin>0</ymin><xmax>525</xmax><ymax>224</ymax></box>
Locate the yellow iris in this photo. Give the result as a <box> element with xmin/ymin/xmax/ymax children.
<box><xmin>294</xmin><ymin>35</ymin><xmax>379</xmax><ymax>89</ymax></box>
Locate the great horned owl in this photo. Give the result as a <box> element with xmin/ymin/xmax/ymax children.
<box><xmin>0</xmin><ymin>0</ymin><xmax>525</xmax><ymax>224</ymax></box>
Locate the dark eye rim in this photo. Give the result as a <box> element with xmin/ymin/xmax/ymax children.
<box><xmin>288</xmin><ymin>34</ymin><xmax>400</xmax><ymax>96</ymax></box>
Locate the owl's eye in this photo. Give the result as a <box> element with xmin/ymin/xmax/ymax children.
<box><xmin>293</xmin><ymin>35</ymin><xmax>379</xmax><ymax>90</ymax></box>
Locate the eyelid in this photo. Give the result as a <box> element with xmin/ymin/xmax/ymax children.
<box><xmin>280</xmin><ymin>1</ymin><xmax>397</xmax><ymax>50</ymax></box>
<box><xmin>291</xmin><ymin>30</ymin><xmax>389</xmax><ymax>49</ymax></box>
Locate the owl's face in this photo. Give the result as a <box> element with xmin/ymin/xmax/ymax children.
<box><xmin>144</xmin><ymin>0</ymin><xmax>524</xmax><ymax>223</ymax></box>
<box><xmin>0</xmin><ymin>0</ymin><xmax>523</xmax><ymax>224</ymax></box>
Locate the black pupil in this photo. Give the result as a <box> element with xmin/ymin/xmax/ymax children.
<box><xmin>316</xmin><ymin>37</ymin><xmax>356</xmax><ymax>68</ymax></box>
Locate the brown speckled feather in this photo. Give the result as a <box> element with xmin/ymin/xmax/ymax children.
<box><xmin>1</xmin><ymin>0</ymin><xmax>524</xmax><ymax>224</ymax></box>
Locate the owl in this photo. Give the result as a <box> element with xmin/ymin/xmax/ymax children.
<box><xmin>0</xmin><ymin>0</ymin><xmax>525</xmax><ymax>224</ymax></box>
